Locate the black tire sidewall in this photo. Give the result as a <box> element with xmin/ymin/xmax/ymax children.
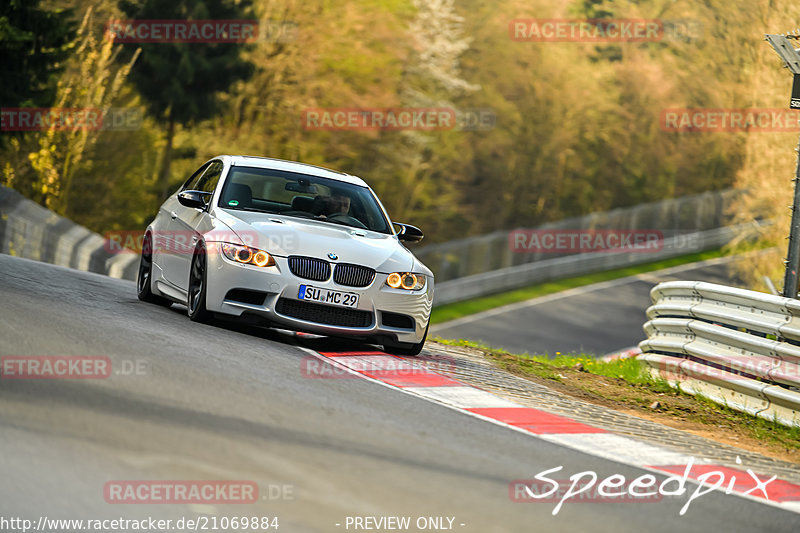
<box><xmin>386</xmin><ymin>322</ymin><xmax>429</xmax><ymax>356</ymax></box>
<box><xmin>138</xmin><ymin>234</ymin><xmax>155</xmax><ymax>300</ymax></box>
<box><xmin>188</xmin><ymin>245</ymin><xmax>210</xmax><ymax>321</ymax></box>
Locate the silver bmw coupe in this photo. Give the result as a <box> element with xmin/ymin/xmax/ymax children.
<box><xmin>137</xmin><ymin>155</ymin><xmax>433</xmax><ymax>355</ymax></box>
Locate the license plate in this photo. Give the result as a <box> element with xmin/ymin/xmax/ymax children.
<box><xmin>298</xmin><ymin>285</ymin><xmax>359</xmax><ymax>308</ymax></box>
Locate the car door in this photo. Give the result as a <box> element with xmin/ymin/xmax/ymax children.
<box><xmin>157</xmin><ymin>162</ymin><xmax>211</xmax><ymax>287</ymax></box>
<box><xmin>170</xmin><ymin>160</ymin><xmax>224</xmax><ymax>291</ymax></box>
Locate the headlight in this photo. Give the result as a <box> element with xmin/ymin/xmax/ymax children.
<box><xmin>221</xmin><ymin>243</ymin><xmax>276</xmax><ymax>267</ymax></box>
<box><xmin>385</xmin><ymin>272</ymin><xmax>426</xmax><ymax>290</ymax></box>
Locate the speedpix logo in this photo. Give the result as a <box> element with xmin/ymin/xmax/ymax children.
<box><xmin>511</xmin><ymin>457</ymin><xmax>781</xmax><ymax>516</ymax></box>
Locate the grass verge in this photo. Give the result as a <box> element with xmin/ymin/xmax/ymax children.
<box><xmin>430</xmin><ymin>248</ymin><xmax>728</xmax><ymax>324</ymax></box>
<box><xmin>434</xmin><ymin>338</ymin><xmax>800</xmax><ymax>463</ymax></box>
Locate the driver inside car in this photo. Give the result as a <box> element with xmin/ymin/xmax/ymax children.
<box><xmin>313</xmin><ymin>191</ymin><xmax>351</xmax><ymax>218</ymax></box>
<box><xmin>327</xmin><ymin>192</ymin><xmax>351</xmax><ymax>217</ymax></box>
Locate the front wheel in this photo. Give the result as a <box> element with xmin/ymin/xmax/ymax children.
<box><xmin>137</xmin><ymin>233</ymin><xmax>172</xmax><ymax>307</ymax></box>
<box><xmin>384</xmin><ymin>323</ymin><xmax>428</xmax><ymax>356</ymax></box>
<box><xmin>187</xmin><ymin>244</ymin><xmax>212</xmax><ymax>323</ymax></box>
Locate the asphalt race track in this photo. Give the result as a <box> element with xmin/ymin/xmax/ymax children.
<box><xmin>1</xmin><ymin>254</ymin><xmax>797</xmax><ymax>532</ymax></box>
<box><xmin>431</xmin><ymin>256</ymin><xmax>744</xmax><ymax>357</ymax></box>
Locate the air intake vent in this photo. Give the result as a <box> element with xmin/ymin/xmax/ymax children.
<box><xmin>224</xmin><ymin>289</ymin><xmax>268</xmax><ymax>305</ymax></box>
<box><xmin>333</xmin><ymin>263</ymin><xmax>376</xmax><ymax>287</ymax></box>
<box><xmin>288</xmin><ymin>256</ymin><xmax>331</xmax><ymax>282</ymax></box>
<box><xmin>381</xmin><ymin>311</ymin><xmax>414</xmax><ymax>330</ymax></box>
<box><xmin>275</xmin><ymin>298</ymin><xmax>373</xmax><ymax>328</ymax></box>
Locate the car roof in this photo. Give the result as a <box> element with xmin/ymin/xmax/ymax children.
<box><xmin>218</xmin><ymin>155</ymin><xmax>369</xmax><ymax>187</ymax></box>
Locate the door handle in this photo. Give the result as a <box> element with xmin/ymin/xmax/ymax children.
<box><xmin>170</xmin><ymin>211</ymin><xmax>178</xmax><ymax>219</ymax></box>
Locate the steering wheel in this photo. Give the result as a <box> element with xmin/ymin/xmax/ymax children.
<box><xmin>327</xmin><ymin>214</ymin><xmax>367</xmax><ymax>229</ymax></box>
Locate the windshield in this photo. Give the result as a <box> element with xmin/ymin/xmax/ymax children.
<box><xmin>217</xmin><ymin>166</ymin><xmax>391</xmax><ymax>234</ymax></box>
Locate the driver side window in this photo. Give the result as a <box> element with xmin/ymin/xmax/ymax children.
<box><xmin>180</xmin><ymin>163</ymin><xmax>211</xmax><ymax>192</ymax></box>
<box><xmin>195</xmin><ymin>161</ymin><xmax>224</xmax><ymax>193</ymax></box>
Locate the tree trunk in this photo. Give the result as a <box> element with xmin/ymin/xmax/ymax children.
<box><xmin>157</xmin><ymin>111</ymin><xmax>176</xmax><ymax>200</ymax></box>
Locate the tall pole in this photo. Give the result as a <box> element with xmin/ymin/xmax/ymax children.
<box><xmin>782</xmin><ymin>127</ymin><xmax>800</xmax><ymax>298</ymax></box>
<box><xmin>765</xmin><ymin>33</ymin><xmax>800</xmax><ymax>298</ymax></box>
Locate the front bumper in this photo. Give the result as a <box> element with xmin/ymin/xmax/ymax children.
<box><xmin>204</xmin><ymin>245</ymin><xmax>433</xmax><ymax>344</ymax></box>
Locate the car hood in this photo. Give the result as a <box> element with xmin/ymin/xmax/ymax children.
<box><xmin>210</xmin><ymin>209</ymin><xmax>425</xmax><ymax>274</ymax></box>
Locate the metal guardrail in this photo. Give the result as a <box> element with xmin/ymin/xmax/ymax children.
<box><xmin>416</xmin><ymin>189</ymin><xmax>740</xmax><ymax>283</ymax></box>
<box><xmin>0</xmin><ymin>186</ymin><xmax>138</xmax><ymax>280</ymax></box>
<box><xmin>433</xmin><ymin>224</ymin><xmax>760</xmax><ymax>306</ymax></box>
<box><xmin>639</xmin><ymin>281</ymin><xmax>800</xmax><ymax>427</ymax></box>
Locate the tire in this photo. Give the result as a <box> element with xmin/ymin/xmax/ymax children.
<box><xmin>187</xmin><ymin>243</ymin><xmax>212</xmax><ymax>323</ymax></box>
<box><xmin>384</xmin><ymin>323</ymin><xmax>428</xmax><ymax>356</ymax></box>
<box><xmin>137</xmin><ymin>233</ymin><xmax>172</xmax><ymax>307</ymax></box>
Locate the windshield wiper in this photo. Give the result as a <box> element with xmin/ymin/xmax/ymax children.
<box><xmin>225</xmin><ymin>206</ymin><xmax>279</xmax><ymax>215</ymax></box>
<box><xmin>312</xmin><ymin>216</ymin><xmax>370</xmax><ymax>231</ymax></box>
<box><xmin>279</xmin><ymin>212</ymin><xmax>316</xmax><ymax>220</ymax></box>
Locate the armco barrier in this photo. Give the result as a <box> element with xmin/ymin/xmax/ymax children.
<box><xmin>415</xmin><ymin>189</ymin><xmax>740</xmax><ymax>283</ymax></box>
<box><xmin>432</xmin><ymin>224</ymin><xmax>759</xmax><ymax>306</ymax></box>
<box><xmin>0</xmin><ymin>185</ymin><xmax>138</xmax><ymax>280</ymax></box>
<box><xmin>639</xmin><ymin>281</ymin><xmax>800</xmax><ymax>427</ymax></box>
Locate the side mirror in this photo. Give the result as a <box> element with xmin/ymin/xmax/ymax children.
<box><xmin>394</xmin><ymin>223</ymin><xmax>424</xmax><ymax>243</ymax></box>
<box><xmin>178</xmin><ymin>190</ymin><xmax>211</xmax><ymax>210</ymax></box>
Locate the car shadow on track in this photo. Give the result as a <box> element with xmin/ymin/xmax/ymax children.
<box><xmin>161</xmin><ymin>301</ymin><xmax>386</xmax><ymax>356</ymax></box>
